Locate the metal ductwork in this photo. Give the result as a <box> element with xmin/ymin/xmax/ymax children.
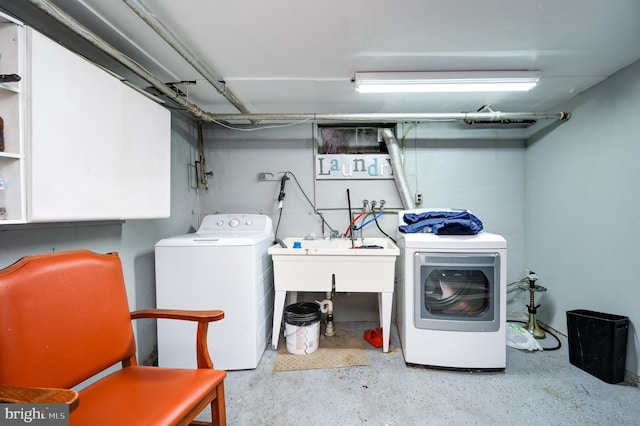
<box><xmin>380</xmin><ymin>128</ymin><xmax>415</xmax><ymax>210</ymax></box>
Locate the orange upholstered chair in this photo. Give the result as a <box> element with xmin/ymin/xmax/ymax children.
<box><xmin>0</xmin><ymin>249</ymin><xmax>227</xmax><ymax>426</ymax></box>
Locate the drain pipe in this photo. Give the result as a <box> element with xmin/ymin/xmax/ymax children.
<box><xmin>380</xmin><ymin>128</ymin><xmax>415</xmax><ymax>210</ymax></box>
<box><xmin>122</xmin><ymin>0</ymin><xmax>251</xmax><ymax>116</ymax></box>
<box><xmin>318</xmin><ymin>297</ymin><xmax>334</xmax><ymax>337</ymax></box>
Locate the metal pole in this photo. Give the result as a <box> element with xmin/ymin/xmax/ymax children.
<box><xmin>205</xmin><ymin>111</ymin><xmax>571</xmax><ymax>123</ymax></box>
<box><xmin>26</xmin><ymin>0</ymin><xmax>227</xmax><ymax>122</ymax></box>
<box><xmin>122</xmin><ymin>0</ymin><xmax>251</xmax><ymax>116</ymax></box>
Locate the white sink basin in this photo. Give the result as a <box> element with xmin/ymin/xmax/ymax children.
<box><xmin>271</xmin><ymin>237</ymin><xmax>398</xmax><ymax>254</ymax></box>
<box><xmin>268</xmin><ymin>237</ymin><xmax>399</xmax><ymax>292</ymax></box>
<box><xmin>269</xmin><ymin>236</ymin><xmax>399</xmax><ymax>353</ymax></box>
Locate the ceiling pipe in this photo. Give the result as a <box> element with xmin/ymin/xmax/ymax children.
<box><xmin>25</xmin><ymin>0</ymin><xmax>230</xmax><ymax>122</ymax></box>
<box><xmin>24</xmin><ymin>0</ymin><xmax>571</xmax><ymax>127</ymax></box>
<box><xmin>205</xmin><ymin>111</ymin><xmax>571</xmax><ymax>123</ymax></box>
<box><xmin>122</xmin><ymin>0</ymin><xmax>252</xmax><ymax>116</ymax></box>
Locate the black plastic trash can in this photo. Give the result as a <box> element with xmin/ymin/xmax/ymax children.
<box><xmin>566</xmin><ymin>309</ymin><xmax>629</xmax><ymax>384</ymax></box>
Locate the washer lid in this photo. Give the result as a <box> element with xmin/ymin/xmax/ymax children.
<box><xmin>198</xmin><ymin>213</ymin><xmax>273</xmax><ymax>234</ymax></box>
<box><xmin>156</xmin><ymin>213</ymin><xmax>274</xmax><ymax>247</ymax></box>
<box><xmin>155</xmin><ymin>232</ymin><xmax>274</xmax><ymax>247</ymax></box>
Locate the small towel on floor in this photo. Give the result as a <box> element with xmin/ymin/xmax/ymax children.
<box><xmin>399</xmin><ymin>211</ymin><xmax>484</xmax><ymax>235</ymax></box>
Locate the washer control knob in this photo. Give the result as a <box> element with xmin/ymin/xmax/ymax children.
<box><xmin>246</xmin><ymin>219</ymin><xmax>253</xmax><ymax>226</ymax></box>
<box><xmin>216</xmin><ymin>220</ymin><xmax>224</xmax><ymax>226</ymax></box>
<box><xmin>229</xmin><ymin>218</ymin><xmax>240</xmax><ymax>227</ymax></box>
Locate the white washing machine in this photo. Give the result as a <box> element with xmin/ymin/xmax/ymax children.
<box><xmin>155</xmin><ymin>214</ymin><xmax>274</xmax><ymax>371</ymax></box>
<box><xmin>396</xmin><ymin>209</ymin><xmax>507</xmax><ymax>371</ymax></box>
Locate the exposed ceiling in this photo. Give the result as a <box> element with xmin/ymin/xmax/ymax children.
<box><xmin>3</xmin><ymin>0</ymin><xmax>640</xmax><ymax>121</ymax></box>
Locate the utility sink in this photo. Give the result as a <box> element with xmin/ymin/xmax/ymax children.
<box><xmin>268</xmin><ymin>237</ymin><xmax>399</xmax><ymax>292</ymax></box>
<box><xmin>272</xmin><ymin>236</ymin><xmax>398</xmax><ymax>253</ymax></box>
<box><xmin>269</xmin><ymin>237</ymin><xmax>399</xmax><ymax>352</ymax></box>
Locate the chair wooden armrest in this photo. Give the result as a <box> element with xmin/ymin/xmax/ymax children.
<box><xmin>0</xmin><ymin>384</ymin><xmax>79</xmax><ymax>412</ymax></box>
<box><xmin>131</xmin><ymin>308</ymin><xmax>224</xmax><ymax>323</ymax></box>
<box><xmin>131</xmin><ymin>309</ymin><xmax>225</xmax><ymax>369</ymax></box>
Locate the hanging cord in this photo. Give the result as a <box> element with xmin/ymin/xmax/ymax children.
<box><xmin>374</xmin><ymin>211</ymin><xmax>396</xmax><ymax>244</ymax></box>
<box><xmin>505</xmin><ymin>273</ymin><xmax>561</xmax><ymax>351</ymax></box>
<box><xmin>274</xmin><ymin>171</ymin><xmax>337</xmax><ymax>237</ymax></box>
<box><xmin>344</xmin><ymin>201</ymin><xmax>395</xmax><ymax>242</ymax></box>
<box><xmin>273</xmin><ymin>172</ymin><xmax>289</xmax><ymax>244</ymax></box>
<box><xmin>346</xmin><ymin>188</ymin><xmax>355</xmax><ymax>248</ymax></box>
<box><xmin>344</xmin><ymin>203</ymin><xmax>367</xmax><ymax>237</ymax></box>
<box><xmin>353</xmin><ymin>211</ymin><xmax>370</xmax><ymax>240</ymax></box>
<box><xmin>355</xmin><ymin>201</ymin><xmax>384</xmax><ymax>231</ymax></box>
<box><xmin>355</xmin><ymin>211</ymin><xmax>384</xmax><ymax>231</ymax></box>
<box><xmin>277</xmin><ymin>172</ymin><xmax>289</xmax><ymax>209</ymax></box>
<box><xmin>273</xmin><ymin>202</ymin><xmax>285</xmax><ymax>243</ymax></box>
<box><xmin>210</xmin><ymin>117</ymin><xmax>313</xmax><ymax>132</ymax></box>
<box><xmin>194</xmin><ymin>120</ymin><xmax>211</xmax><ymax>190</ymax></box>
<box><xmin>507</xmin><ymin>320</ymin><xmax>562</xmax><ymax>351</ymax></box>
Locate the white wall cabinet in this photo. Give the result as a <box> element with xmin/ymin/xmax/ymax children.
<box><xmin>27</xmin><ymin>28</ymin><xmax>171</xmax><ymax>222</ymax></box>
<box><xmin>0</xmin><ymin>15</ymin><xmax>170</xmax><ymax>225</ymax></box>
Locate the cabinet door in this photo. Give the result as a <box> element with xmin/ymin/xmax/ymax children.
<box><xmin>28</xmin><ymin>29</ymin><xmax>123</xmax><ymax>221</ymax></box>
<box><xmin>120</xmin><ymin>84</ymin><xmax>171</xmax><ymax>219</ymax></box>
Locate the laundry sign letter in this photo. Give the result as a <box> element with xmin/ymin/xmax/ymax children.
<box><xmin>316</xmin><ymin>154</ymin><xmax>394</xmax><ymax>180</ymax></box>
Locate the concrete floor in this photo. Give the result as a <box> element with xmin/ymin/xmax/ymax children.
<box><xmin>202</xmin><ymin>321</ymin><xmax>640</xmax><ymax>425</ymax></box>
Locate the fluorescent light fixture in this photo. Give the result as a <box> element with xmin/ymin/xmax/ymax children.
<box><xmin>354</xmin><ymin>71</ymin><xmax>540</xmax><ymax>93</ymax></box>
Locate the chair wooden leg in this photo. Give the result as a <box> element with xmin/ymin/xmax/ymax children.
<box><xmin>212</xmin><ymin>382</ymin><xmax>226</xmax><ymax>426</ymax></box>
<box><xmin>188</xmin><ymin>382</ymin><xmax>226</xmax><ymax>426</ymax></box>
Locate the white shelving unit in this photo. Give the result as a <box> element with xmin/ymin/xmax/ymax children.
<box><xmin>0</xmin><ymin>13</ymin><xmax>26</xmax><ymax>223</ymax></box>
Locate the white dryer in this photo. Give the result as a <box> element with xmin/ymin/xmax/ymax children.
<box><xmin>396</xmin><ymin>209</ymin><xmax>507</xmax><ymax>371</ymax></box>
<box><xmin>155</xmin><ymin>214</ymin><xmax>274</xmax><ymax>370</ymax></box>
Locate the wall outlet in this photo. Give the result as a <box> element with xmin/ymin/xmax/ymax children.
<box><xmin>415</xmin><ymin>192</ymin><xmax>423</xmax><ymax>205</ymax></box>
<box><xmin>258</xmin><ymin>171</ymin><xmax>285</xmax><ymax>181</ymax></box>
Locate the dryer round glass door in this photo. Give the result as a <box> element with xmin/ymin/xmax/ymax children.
<box><xmin>423</xmin><ymin>269</ymin><xmax>490</xmax><ymax>316</ymax></box>
<box><xmin>413</xmin><ymin>252</ymin><xmax>501</xmax><ymax>332</ymax></box>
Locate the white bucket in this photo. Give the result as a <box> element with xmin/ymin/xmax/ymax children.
<box><xmin>284</xmin><ymin>320</ymin><xmax>320</xmax><ymax>355</ymax></box>
<box><xmin>283</xmin><ymin>302</ymin><xmax>321</xmax><ymax>355</ymax></box>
